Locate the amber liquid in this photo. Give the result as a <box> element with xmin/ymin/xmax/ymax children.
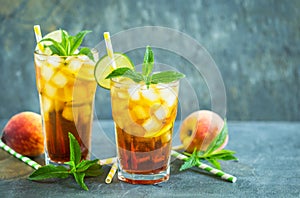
<box><xmin>116</xmin><ymin>124</ymin><xmax>173</xmax><ymax>175</ymax></box>
<box><xmin>44</xmin><ymin>104</ymin><xmax>92</xmax><ymax>162</ymax></box>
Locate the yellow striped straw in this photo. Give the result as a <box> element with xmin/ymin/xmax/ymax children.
<box><xmin>105</xmin><ymin>162</ymin><xmax>118</xmax><ymax>184</ymax></box>
<box><xmin>33</xmin><ymin>25</ymin><xmax>44</xmax><ymax>53</ymax></box>
<box><xmin>103</xmin><ymin>32</ymin><xmax>117</xmax><ymax>69</ymax></box>
<box><xmin>98</xmin><ymin>157</ymin><xmax>117</xmax><ymax>165</ymax></box>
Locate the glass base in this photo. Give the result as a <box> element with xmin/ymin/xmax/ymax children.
<box><xmin>45</xmin><ymin>154</ymin><xmax>68</xmax><ymax>167</ymax></box>
<box><xmin>117</xmin><ymin>166</ymin><xmax>170</xmax><ymax>185</ymax></box>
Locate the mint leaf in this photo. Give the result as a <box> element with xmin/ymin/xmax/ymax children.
<box><xmin>68</xmin><ymin>133</ymin><xmax>81</xmax><ymax>166</ymax></box>
<box><xmin>70</xmin><ymin>30</ymin><xmax>92</xmax><ymax>55</ymax></box>
<box><xmin>78</xmin><ymin>47</ymin><xmax>94</xmax><ymax>61</ymax></box>
<box><xmin>28</xmin><ymin>165</ymin><xmax>69</xmax><ymax>180</ymax></box>
<box><xmin>206</xmin><ymin>158</ymin><xmax>221</xmax><ymax>170</ymax></box>
<box><xmin>151</xmin><ymin>71</ymin><xmax>185</xmax><ymax>84</ymax></box>
<box><xmin>205</xmin><ymin>119</ymin><xmax>228</xmax><ymax>154</ymax></box>
<box><xmin>105</xmin><ymin>67</ymin><xmax>143</xmax><ymax>83</ymax></box>
<box><xmin>76</xmin><ymin>159</ymin><xmax>99</xmax><ymax>172</ymax></box>
<box><xmin>61</xmin><ymin>30</ymin><xmax>69</xmax><ymax>53</ymax></box>
<box><xmin>73</xmin><ymin>172</ymin><xmax>88</xmax><ymax>191</ymax></box>
<box><xmin>40</xmin><ymin>38</ymin><xmax>67</xmax><ymax>56</ymax></box>
<box><xmin>180</xmin><ymin>149</ymin><xmax>200</xmax><ymax>171</ymax></box>
<box><xmin>85</xmin><ymin>164</ymin><xmax>103</xmax><ymax>177</ymax></box>
<box><xmin>142</xmin><ymin>45</ymin><xmax>154</xmax><ymax>77</ymax></box>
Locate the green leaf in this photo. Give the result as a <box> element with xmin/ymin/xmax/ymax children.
<box><xmin>46</xmin><ymin>45</ymin><xmax>61</xmax><ymax>55</ymax></box>
<box><xmin>179</xmin><ymin>149</ymin><xmax>200</xmax><ymax>171</ymax></box>
<box><xmin>70</xmin><ymin>30</ymin><xmax>92</xmax><ymax>55</ymax></box>
<box><xmin>73</xmin><ymin>172</ymin><xmax>88</xmax><ymax>191</ymax></box>
<box><xmin>142</xmin><ymin>45</ymin><xmax>154</xmax><ymax>77</ymax></box>
<box><xmin>207</xmin><ymin>150</ymin><xmax>238</xmax><ymax>161</ymax></box>
<box><xmin>206</xmin><ymin>158</ymin><xmax>221</xmax><ymax>170</ymax></box>
<box><xmin>40</xmin><ymin>38</ymin><xmax>67</xmax><ymax>56</ymax></box>
<box><xmin>76</xmin><ymin>159</ymin><xmax>99</xmax><ymax>172</ymax></box>
<box><xmin>105</xmin><ymin>67</ymin><xmax>143</xmax><ymax>83</ymax></box>
<box><xmin>205</xmin><ymin>119</ymin><xmax>228</xmax><ymax>154</ymax></box>
<box><xmin>28</xmin><ymin>165</ymin><xmax>69</xmax><ymax>180</ymax></box>
<box><xmin>65</xmin><ymin>161</ymin><xmax>76</xmax><ymax>173</ymax></box>
<box><xmin>84</xmin><ymin>164</ymin><xmax>103</xmax><ymax>177</ymax></box>
<box><xmin>151</xmin><ymin>71</ymin><xmax>185</xmax><ymax>84</ymax></box>
<box><xmin>78</xmin><ymin>47</ymin><xmax>94</xmax><ymax>62</ymax></box>
<box><xmin>68</xmin><ymin>132</ymin><xmax>81</xmax><ymax>166</ymax></box>
<box><xmin>61</xmin><ymin>30</ymin><xmax>69</xmax><ymax>53</ymax></box>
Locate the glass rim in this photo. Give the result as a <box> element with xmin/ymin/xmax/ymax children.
<box><xmin>34</xmin><ymin>48</ymin><xmax>98</xmax><ymax>58</ymax></box>
<box><xmin>111</xmin><ymin>77</ymin><xmax>180</xmax><ymax>88</ymax></box>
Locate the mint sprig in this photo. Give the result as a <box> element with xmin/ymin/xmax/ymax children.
<box><xmin>40</xmin><ymin>30</ymin><xmax>95</xmax><ymax>61</ymax></box>
<box><xmin>28</xmin><ymin>133</ymin><xmax>102</xmax><ymax>191</ymax></box>
<box><xmin>180</xmin><ymin>120</ymin><xmax>238</xmax><ymax>171</ymax></box>
<box><xmin>105</xmin><ymin>46</ymin><xmax>185</xmax><ymax>86</ymax></box>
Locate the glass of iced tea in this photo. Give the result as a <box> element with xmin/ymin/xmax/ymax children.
<box><xmin>95</xmin><ymin>44</ymin><xmax>184</xmax><ymax>184</ymax></box>
<box><xmin>110</xmin><ymin>78</ymin><xmax>179</xmax><ymax>184</ymax></box>
<box><xmin>33</xmin><ymin>29</ymin><xmax>98</xmax><ymax>165</ymax></box>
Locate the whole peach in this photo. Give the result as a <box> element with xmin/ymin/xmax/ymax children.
<box><xmin>1</xmin><ymin>111</ymin><xmax>44</xmax><ymax>157</ymax></box>
<box><xmin>179</xmin><ymin>110</ymin><xmax>228</xmax><ymax>153</ymax></box>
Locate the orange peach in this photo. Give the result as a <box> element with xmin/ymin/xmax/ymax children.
<box><xmin>179</xmin><ymin>110</ymin><xmax>228</xmax><ymax>153</ymax></box>
<box><xmin>1</xmin><ymin>111</ymin><xmax>44</xmax><ymax>157</ymax></box>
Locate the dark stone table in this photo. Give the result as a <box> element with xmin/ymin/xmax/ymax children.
<box><xmin>0</xmin><ymin>121</ymin><xmax>300</xmax><ymax>197</ymax></box>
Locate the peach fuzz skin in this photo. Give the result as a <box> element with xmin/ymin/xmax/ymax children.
<box><xmin>1</xmin><ymin>111</ymin><xmax>44</xmax><ymax>157</ymax></box>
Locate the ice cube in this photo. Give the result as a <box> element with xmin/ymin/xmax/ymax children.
<box><xmin>132</xmin><ymin>105</ymin><xmax>149</xmax><ymax>120</ymax></box>
<box><xmin>140</xmin><ymin>87</ymin><xmax>159</xmax><ymax>102</ymax></box>
<box><xmin>68</xmin><ymin>58</ymin><xmax>82</xmax><ymax>72</ymax></box>
<box><xmin>159</xmin><ymin>88</ymin><xmax>177</xmax><ymax>107</ymax></box>
<box><xmin>128</xmin><ymin>85</ymin><xmax>141</xmax><ymax>100</ymax></box>
<box><xmin>42</xmin><ymin>96</ymin><xmax>53</xmax><ymax>113</ymax></box>
<box><xmin>142</xmin><ymin>117</ymin><xmax>162</xmax><ymax>132</ymax></box>
<box><xmin>47</xmin><ymin>56</ymin><xmax>62</xmax><ymax>68</ymax></box>
<box><xmin>44</xmin><ymin>83</ymin><xmax>56</xmax><ymax>98</ymax></box>
<box><xmin>154</xmin><ymin>105</ymin><xmax>169</xmax><ymax>120</ymax></box>
<box><xmin>52</xmin><ymin>72</ymin><xmax>68</xmax><ymax>88</ymax></box>
<box><xmin>63</xmin><ymin>85</ymin><xmax>73</xmax><ymax>102</ymax></box>
<box><xmin>62</xmin><ymin>106</ymin><xmax>74</xmax><ymax>121</ymax></box>
<box><xmin>41</xmin><ymin>66</ymin><xmax>54</xmax><ymax>81</ymax></box>
<box><xmin>117</xmin><ymin>90</ymin><xmax>129</xmax><ymax>99</ymax></box>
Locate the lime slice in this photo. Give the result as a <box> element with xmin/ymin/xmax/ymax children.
<box><xmin>35</xmin><ymin>30</ymin><xmax>68</xmax><ymax>55</ymax></box>
<box><xmin>94</xmin><ymin>53</ymin><xmax>134</xmax><ymax>89</ymax></box>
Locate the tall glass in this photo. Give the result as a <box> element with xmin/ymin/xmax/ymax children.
<box><xmin>34</xmin><ymin>51</ymin><xmax>97</xmax><ymax>165</ymax></box>
<box><xmin>110</xmin><ymin>78</ymin><xmax>179</xmax><ymax>184</ymax></box>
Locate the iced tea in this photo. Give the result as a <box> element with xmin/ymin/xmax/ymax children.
<box><xmin>111</xmin><ymin>78</ymin><xmax>179</xmax><ymax>184</ymax></box>
<box><xmin>34</xmin><ymin>52</ymin><xmax>97</xmax><ymax>164</ymax></box>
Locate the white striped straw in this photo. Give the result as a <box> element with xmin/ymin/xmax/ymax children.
<box><xmin>98</xmin><ymin>157</ymin><xmax>117</xmax><ymax>165</ymax></box>
<box><xmin>0</xmin><ymin>140</ymin><xmax>41</xmax><ymax>170</ymax></box>
<box><xmin>103</xmin><ymin>32</ymin><xmax>117</xmax><ymax>69</ymax></box>
<box><xmin>105</xmin><ymin>162</ymin><xmax>118</xmax><ymax>184</ymax></box>
<box><xmin>33</xmin><ymin>25</ymin><xmax>44</xmax><ymax>53</ymax></box>
<box><xmin>171</xmin><ymin>150</ymin><xmax>237</xmax><ymax>183</ymax></box>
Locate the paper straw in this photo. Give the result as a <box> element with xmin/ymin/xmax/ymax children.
<box><xmin>103</xmin><ymin>32</ymin><xmax>117</xmax><ymax>69</ymax></box>
<box><xmin>33</xmin><ymin>25</ymin><xmax>45</xmax><ymax>53</ymax></box>
<box><xmin>171</xmin><ymin>150</ymin><xmax>237</xmax><ymax>183</ymax></box>
<box><xmin>172</xmin><ymin>144</ymin><xmax>185</xmax><ymax>151</ymax></box>
<box><xmin>0</xmin><ymin>140</ymin><xmax>41</xmax><ymax>170</ymax></box>
<box><xmin>105</xmin><ymin>162</ymin><xmax>118</xmax><ymax>184</ymax></box>
<box><xmin>98</xmin><ymin>157</ymin><xmax>117</xmax><ymax>165</ymax></box>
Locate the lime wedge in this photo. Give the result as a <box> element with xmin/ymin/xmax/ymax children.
<box><xmin>94</xmin><ymin>53</ymin><xmax>134</xmax><ymax>89</ymax></box>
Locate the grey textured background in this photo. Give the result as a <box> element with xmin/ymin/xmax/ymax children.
<box><xmin>0</xmin><ymin>0</ymin><xmax>299</xmax><ymax>121</ymax></box>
